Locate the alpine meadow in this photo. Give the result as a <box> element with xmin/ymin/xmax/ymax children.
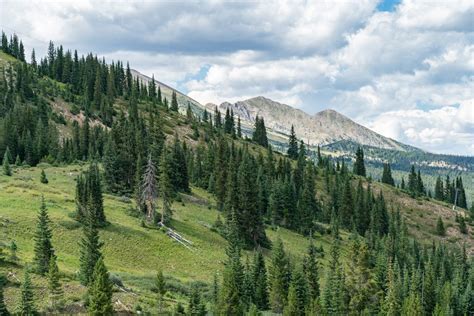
<box><xmin>0</xmin><ymin>1</ymin><xmax>473</xmax><ymax>316</ymax></box>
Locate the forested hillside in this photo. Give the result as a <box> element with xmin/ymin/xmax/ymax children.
<box><xmin>0</xmin><ymin>33</ymin><xmax>473</xmax><ymax>315</ymax></box>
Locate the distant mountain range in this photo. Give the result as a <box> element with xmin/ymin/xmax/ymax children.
<box><xmin>205</xmin><ymin>96</ymin><xmax>412</xmax><ymax>152</ymax></box>
<box><xmin>133</xmin><ymin>70</ymin><xmax>474</xmax><ymax>176</ymax></box>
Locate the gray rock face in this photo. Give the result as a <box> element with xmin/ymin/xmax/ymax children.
<box><xmin>206</xmin><ymin>96</ymin><xmax>407</xmax><ymax>151</ymax></box>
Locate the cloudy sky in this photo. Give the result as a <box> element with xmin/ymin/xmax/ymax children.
<box><xmin>2</xmin><ymin>0</ymin><xmax>473</xmax><ymax>155</ymax></box>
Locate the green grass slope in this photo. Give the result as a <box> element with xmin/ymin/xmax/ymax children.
<box><xmin>0</xmin><ymin>163</ymin><xmax>345</xmax><ymax>312</ymax></box>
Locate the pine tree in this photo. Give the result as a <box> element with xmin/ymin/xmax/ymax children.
<box><xmin>401</xmin><ymin>292</ymin><xmax>423</xmax><ymax>316</ymax></box>
<box><xmin>252</xmin><ymin>116</ymin><xmax>268</xmax><ymax>147</ymax></box>
<box><xmin>87</xmin><ymin>257</ymin><xmax>113</xmax><ymax>315</ymax></box>
<box><xmin>353</xmin><ymin>147</ymin><xmax>366</xmax><ymax>177</ymax></box>
<box><xmin>155</xmin><ymin>269</ymin><xmax>166</xmax><ymax>313</ymax></box>
<box><xmin>408</xmin><ymin>165</ymin><xmax>418</xmax><ymax>196</ymax></box>
<box><xmin>0</xmin><ymin>274</ymin><xmax>9</xmax><ymax>316</ymax></box>
<box><xmin>188</xmin><ymin>284</ymin><xmax>206</xmax><ymax>316</ymax></box>
<box><xmin>159</xmin><ymin>149</ymin><xmax>174</xmax><ymax>226</ymax></box>
<box><xmin>141</xmin><ymin>154</ymin><xmax>158</xmax><ymax>222</ymax></box>
<box><xmin>17</xmin><ymin>269</ymin><xmax>36</xmax><ymax>315</ymax></box>
<box><xmin>75</xmin><ymin>163</ymin><xmax>106</xmax><ymax>227</ymax></box>
<box><xmin>252</xmin><ymin>250</ymin><xmax>268</xmax><ymax>310</ymax></box>
<box><xmin>236</xmin><ymin>152</ymin><xmax>268</xmax><ymax>248</ymax></box>
<box><xmin>340</xmin><ymin>179</ymin><xmax>354</xmax><ymax>229</ymax></box>
<box><xmin>269</xmin><ymin>238</ymin><xmax>290</xmax><ymax>313</ymax></box>
<box><xmin>436</xmin><ymin>216</ymin><xmax>446</xmax><ymax>236</ymax></box>
<box><xmin>382</xmin><ymin>262</ymin><xmax>400</xmax><ymax>316</ymax></box>
<box><xmin>171</xmin><ymin>91</ymin><xmax>179</xmax><ymax>111</ymax></box>
<box><xmin>48</xmin><ymin>255</ymin><xmax>63</xmax><ymax>311</ymax></box>
<box><xmin>2</xmin><ymin>149</ymin><xmax>11</xmax><ymax>176</ymax></box>
<box><xmin>211</xmin><ymin>273</ymin><xmax>220</xmax><ymax>315</ymax></box>
<box><xmin>237</xmin><ymin>117</ymin><xmax>242</xmax><ymax>138</ymax></box>
<box><xmin>322</xmin><ymin>220</ymin><xmax>347</xmax><ymax>315</ymax></box>
<box><xmin>381</xmin><ymin>163</ymin><xmax>395</xmax><ymax>186</ymax></box>
<box><xmin>40</xmin><ymin>169</ymin><xmax>48</xmax><ymax>184</ymax></box>
<box><xmin>242</xmin><ymin>257</ymin><xmax>255</xmax><ymax>308</ymax></box>
<box><xmin>33</xmin><ymin>196</ymin><xmax>54</xmax><ymax>275</ymax></box>
<box><xmin>218</xmin><ymin>210</ymin><xmax>244</xmax><ymax>315</ymax></box>
<box><xmin>287</xmin><ymin>125</ymin><xmax>298</xmax><ymax>160</ymax></box>
<box><xmin>346</xmin><ymin>237</ymin><xmax>373</xmax><ymax>313</ymax></box>
<box><xmin>283</xmin><ymin>265</ymin><xmax>308</xmax><ymax>316</ymax></box>
<box><xmin>303</xmin><ymin>240</ymin><xmax>319</xmax><ymax>302</ymax></box>
<box><xmin>79</xmin><ymin>213</ymin><xmax>103</xmax><ymax>285</ymax></box>
<box><xmin>8</xmin><ymin>241</ymin><xmax>17</xmax><ymax>263</ymax></box>
<box><xmin>434</xmin><ymin>176</ymin><xmax>444</xmax><ymax>201</ymax></box>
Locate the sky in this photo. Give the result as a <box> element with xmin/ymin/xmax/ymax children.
<box><xmin>1</xmin><ymin>0</ymin><xmax>473</xmax><ymax>155</ymax></box>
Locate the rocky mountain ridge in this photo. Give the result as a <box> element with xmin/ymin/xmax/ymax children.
<box><xmin>206</xmin><ymin>96</ymin><xmax>410</xmax><ymax>152</ymax></box>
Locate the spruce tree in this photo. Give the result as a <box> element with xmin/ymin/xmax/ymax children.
<box><xmin>287</xmin><ymin>125</ymin><xmax>298</xmax><ymax>160</ymax></box>
<box><xmin>48</xmin><ymin>255</ymin><xmax>63</xmax><ymax>311</ymax></box>
<box><xmin>75</xmin><ymin>163</ymin><xmax>106</xmax><ymax>227</ymax></box>
<box><xmin>141</xmin><ymin>155</ymin><xmax>158</xmax><ymax>222</ymax></box>
<box><xmin>171</xmin><ymin>91</ymin><xmax>179</xmax><ymax>111</ymax></box>
<box><xmin>218</xmin><ymin>210</ymin><xmax>244</xmax><ymax>316</ymax></box>
<box><xmin>402</xmin><ymin>292</ymin><xmax>423</xmax><ymax>316</ymax></box>
<box><xmin>159</xmin><ymin>149</ymin><xmax>173</xmax><ymax>226</ymax></box>
<box><xmin>2</xmin><ymin>149</ymin><xmax>11</xmax><ymax>176</ymax></box>
<box><xmin>269</xmin><ymin>238</ymin><xmax>290</xmax><ymax>313</ymax></box>
<box><xmin>0</xmin><ymin>274</ymin><xmax>9</xmax><ymax>316</ymax></box>
<box><xmin>188</xmin><ymin>284</ymin><xmax>206</xmax><ymax>316</ymax></box>
<box><xmin>322</xmin><ymin>219</ymin><xmax>347</xmax><ymax>315</ymax></box>
<box><xmin>353</xmin><ymin>147</ymin><xmax>366</xmax><ymax>177</ymax></box>
<box><xmin>381</xmin><ymin>163</ymin><xmax>395</xmax><ymax>186</ymax></box>
<box><xmin>33</xmin><ymin>196</ymin><xmax>54</xmax><ymax>275</ymax></box>
<box><xmin>436</xmin><ymin>216</ymin><xmax>446</xmax><ymax>236</ymax></box>
<box><xmin>236</xmin><ymin>152</ymin><xmax>268</xmax><ymax>248</ymax></box>
<box><xmin>434</xmin><ymin>176</ymin><xmax>444</xmax><ymax>201</ymax></box>
<box><xmin>283</xmin><ymin>265</ymin><xmax>308</xmax><ymax>316</ymax></box>
<box><xmin>303</xmin><ymin>240</ymin><xmax>319</xmax><ymax>302</ymax></box>
<box><xmin>408</xmin><ymin>165</ymin><xmax>418</xmax><ymax>196</ymax></box>
<box><xmin>237</xmin><ymin>117</ymin><xmax>242</xmax><ymax>138</ymax></box>
<box><xmin>252</xmin><ymin>250</ymin><xmax>269</xmax><ymax>310</ymax></box>
<box><xmin>340</xmin><ymin>179</ymin><xmax>354</xmax><ymax>229</ymax></box>
<box><xmin>346</xmin><ymin>237</ymin><xmax>373</xmax><ymax>313</ymax></box>
<box><xmin>155</xmin><ymin>269</ymin><xmax>166</xmax><ymax>312</ymax></box>
<box><xmin>79</xmin><ymin>212</ymin><xmax>103</xmax><ymax>285</ymax></box>
<box><xmin>382</xmin><ymin>262</ymin><xmax>400</xmax><ymax>316</ymax></box>
<box><xmin>40</xmin><ymin>169</ymin><xmax>48</xmax><ymax>184</ymax></box>
<box><xmin>87</xmin><ymin>257</ymin><xmax>113</xmax><ymax>315</ymax></box>
<box><xmin>17</xmin><ymin>269</ymin><xmax>36</xmax><ymax>315</ymax></box>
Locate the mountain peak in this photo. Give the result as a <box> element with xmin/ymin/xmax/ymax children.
<box><xmin>315</xmin><ymin>108</ymin><xmax>350</xmax><ymax>121</ymax></box>
<box><xmin>212</xmin><ymin>96</ymin><xmax>407</xmax><ymax>151</ymax></box>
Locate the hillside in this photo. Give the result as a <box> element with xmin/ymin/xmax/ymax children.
<box><xmin>1</xmin><ymin>164</ymin><xmax>324</xmax><ymax>312</ymax></box>
<box><xmin>131</xmin><ymin>70</ymin><xmax>204</xmax><ymax>115</ymax></box>
<box><xmin>1</xmin><ymin>159</ymin><xmax>471</xmax><ymax>313</ymax></box>
<box><xmin>0</xmin><ymin>36</ymin><xmax>473</xmax><ymax>315</ymax></box>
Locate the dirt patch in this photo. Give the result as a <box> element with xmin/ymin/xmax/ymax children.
<box><xmin>51</xmin><ymin>99</ymin><xmax>107</xmax><ymax>129</ymax></box>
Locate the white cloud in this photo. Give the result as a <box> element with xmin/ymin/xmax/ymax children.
<box><xmin>1</xmin><ymin>0</ymin><xmax>473</xmax><ymax>154</ymax></box>
<box><xmin>370</xmin><ymin>101</ymin><xmax>474</xmax><ymax>155</ymax></box>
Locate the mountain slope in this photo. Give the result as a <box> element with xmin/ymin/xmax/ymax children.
<box><xmin>131</xmin><ymin>69</ymin><xmax>204</xmax><ymax>114</ymax></box>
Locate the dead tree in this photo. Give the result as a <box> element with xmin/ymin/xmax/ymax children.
<box><xmin>141</xmin><ymin>154</ymin><xmax>157</xmax><ymax>222</ymax></box>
